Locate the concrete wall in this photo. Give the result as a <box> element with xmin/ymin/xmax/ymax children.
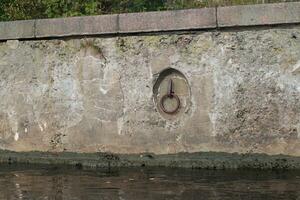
<box><xmin>0</xmin><ymin>2</ymin><xmax>299</xmax><ymax>156</ymax></box>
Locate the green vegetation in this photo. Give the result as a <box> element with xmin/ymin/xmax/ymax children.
<box><xmin>0</xmin><ymin>0</ymin><xmax>299</xmax><ymax>21</ymax></box>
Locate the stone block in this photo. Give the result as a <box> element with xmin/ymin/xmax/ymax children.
<box><xmin>0</xmin><ymin>20</ymin><xmax>35</xmax><ymax>40</ymax></box>
<box><xmin>218</xmin><ymin>2</ymin><xmax>300</xmax><ymax>27</ymax></box>
<box><xmin>119</xmin><ymin>8</ymin><xmax>216</xmax><ymax>33</ymax></box>
<box><xmin>35</xmin><ymin>15</ymin><xmax>118</xmax><ymax>38</ymax></box>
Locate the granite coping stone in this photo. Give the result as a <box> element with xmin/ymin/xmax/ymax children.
<box><xmin>118</xmin><ymin>8</ymin><xmax>216</xmax><ymax>33</ymax></box>
<box><xmin>35</xmin><ymin>14</ymin><xmax>119</xmax><ymax>38</ymax></box>
<box><xmin>0</xmin><ymin>20</ymin><xmax>35</xmax><ymax>40</ymax></box>
<box><xmin>218</xmin><ymin>2</ymin><xmax>300</xmax><ymax>27</ymax></box>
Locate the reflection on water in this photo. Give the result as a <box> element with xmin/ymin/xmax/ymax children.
<box><xmin>0</xmin><ymin>164</ymin><xmax>300</xmax><ymax>200</ymax></box>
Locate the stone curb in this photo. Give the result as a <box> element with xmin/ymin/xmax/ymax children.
<box><xmin>0</xmin><ymin>2</ymin><xmax>300</xmax><ymax>40</ymax></box>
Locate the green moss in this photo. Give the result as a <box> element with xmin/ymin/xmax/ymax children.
<box><xmin>1</xmin><ymin>149</ymin><xmax>300</xmax><ymax>170</ymax></box>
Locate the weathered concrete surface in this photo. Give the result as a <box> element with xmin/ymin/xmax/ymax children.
<box><xmin>0</xmin><ymin>26</ymin><xmax>299</xmax><ymax>157</ymax></box>
<box><xmin>218</xmin><ymin>2</ymin><xmax>300</xmax><ymax>27</ymax></box>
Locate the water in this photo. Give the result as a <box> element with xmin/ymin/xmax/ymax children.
<box><xmin>0</xmin><ymin>165</ymin><xmax>300</xmax><ymax>200</ymax></box>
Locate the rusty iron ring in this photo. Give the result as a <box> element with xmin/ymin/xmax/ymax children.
<box><xmin>160</xmin><ymin>94</ymin><xmax>181</xmax><ymax>115</ymax></box>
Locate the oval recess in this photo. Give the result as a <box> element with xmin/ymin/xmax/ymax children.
<box><xmin>153</xmin><ymin>68</ymin><xmax>191</xmax><ymax>119</ymax></box>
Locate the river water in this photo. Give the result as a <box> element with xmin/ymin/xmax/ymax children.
<box><xmin>0</xmin><ymin>164</ymin><xmax>299</xmax><ymax>200</ymax></box>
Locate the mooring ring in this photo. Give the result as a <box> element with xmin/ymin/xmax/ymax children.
<box><xmin>160</xmin><ymin>94</ymin><xmax>181</xmax><ymax>114</ymax></box>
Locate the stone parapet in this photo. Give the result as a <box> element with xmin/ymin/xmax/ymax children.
<box><xmin>0</xmin><ymin>2</ymin><xmax>300</xmax><ymax>40</ymax></box>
